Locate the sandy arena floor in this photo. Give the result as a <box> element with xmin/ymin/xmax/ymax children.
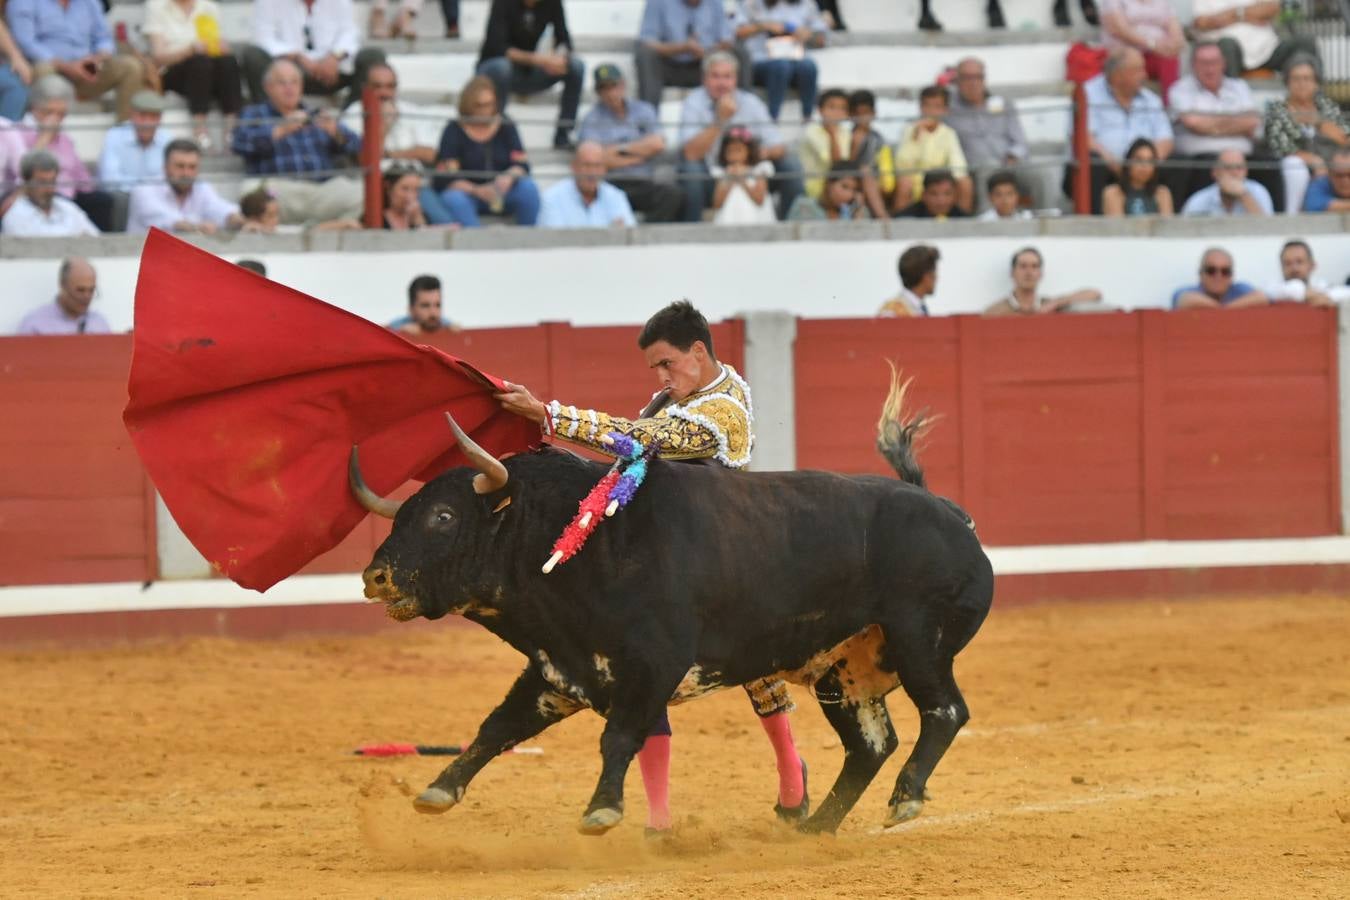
<box><xmin>1</xmin><ymin>593</ymin><xmax>1348</xmax><ymax>898</ymax></box>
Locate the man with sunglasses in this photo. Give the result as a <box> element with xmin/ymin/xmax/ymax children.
<box><xmin>1302</xmin><ymin>148</ymin><xmax>1350</xmax><ymax>214</ymax></box>
<box><xmin>1171</xmin><ymin>247</ymin><xmax>1267</xmax><ymax>309</ymax></box>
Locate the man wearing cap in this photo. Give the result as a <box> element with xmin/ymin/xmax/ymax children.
<box><xmin>98</xmin><ymin>89</ymin><xmax>171</xmax><ymax>191</ymax></box>
<box><xmin>576</xmin><ymin>64</ymin><xmax>683</xmax><ymax>223</ymax></box>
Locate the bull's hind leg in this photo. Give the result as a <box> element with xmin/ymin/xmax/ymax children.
<box><xmin>800</xmin><ymin>669</ymin><xmax>898</xmax><ymax>834</ymax></box>
<box><xmin>414</xmin><ymin>665</ymin><xmax>581</xmax><ymax>814</ymax></box>
<box><xmin>884</xmin><ymin>651</ymin><xmax>969</xmax><ymax>826</ymax></box>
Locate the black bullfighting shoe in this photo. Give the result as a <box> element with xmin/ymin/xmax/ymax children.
<box><xmin>774</xmin><ymin>759</ymin><xmax>810</xmax><ymax>824</ymax></box>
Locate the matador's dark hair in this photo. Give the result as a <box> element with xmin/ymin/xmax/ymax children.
<box><xmin>638</xmin><ymin>300</ymin><xmax>715</xmax><ymax>359</ymax></box>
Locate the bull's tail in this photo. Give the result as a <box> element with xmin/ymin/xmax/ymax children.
<box><xmin>875</xmin><ymin>362</ymin><xmax>932</xmax><ymax>490</ymax></box>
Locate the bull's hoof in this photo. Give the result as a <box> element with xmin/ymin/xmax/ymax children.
<box><xmin>885</xmin><ymin>799</ymin><xmax>925</xmax><ymax>826</ymax></box>
<box><xmin>577</xmin><ymin>807</ymin><xmax>623</xmax><ymax>835</ymax></box>
<box><xmin>413</xmin><ymin>787</ymin><xmax>459</xmax><ymax>814</ymax></box>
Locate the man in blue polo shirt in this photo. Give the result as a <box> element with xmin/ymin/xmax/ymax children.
<box><xmin>1171</xmin><ymin>247</ymin><xmax>1267</xmax><ymax>309</ymax></box>
<box><xmin>538</xmin><ymin>141</ymin><xmax>637</xmax><ymax>228</ymax></box>
<box><xmin>635</xmin><ymin>0</ymin><xmax>749</xmax><ymax>108</ymax></box>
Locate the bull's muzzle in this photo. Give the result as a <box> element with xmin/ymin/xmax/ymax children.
<box><xmin>362</xmin><ymin>563</ymin><xmax>395</xmax><ymax>601</ymax></box>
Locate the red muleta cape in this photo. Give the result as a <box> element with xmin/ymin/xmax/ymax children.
<box><xmin>123</xmin><ymin>229</ymin><xmax>540</xmax><ymax>591</ymax></box>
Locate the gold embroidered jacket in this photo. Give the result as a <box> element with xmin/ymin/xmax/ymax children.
<box><xmin>545</xmin><ymin>365</ymin><xmax>754</xmax><ymax>468</ymax></box>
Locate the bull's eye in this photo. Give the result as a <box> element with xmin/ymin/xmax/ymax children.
<box><xmin>435</xmin><ymin>511</ymin><xmax>453</xmax><ymax>524</ymax></box>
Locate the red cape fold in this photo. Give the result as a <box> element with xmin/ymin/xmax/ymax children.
<box><xmin>123</xmin><ymin>229</ymin><xmax>540</xmax><ymax>591</ymax></box>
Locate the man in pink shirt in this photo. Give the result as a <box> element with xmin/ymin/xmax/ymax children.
<box><xmin>15</xmin><ymin>257</ymin><xmax>110</xmax><ymax>335</ymax></box>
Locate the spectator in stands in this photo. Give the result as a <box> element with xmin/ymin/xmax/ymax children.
<box><xmin>1303</xmin><ymin>147</ymin><xmax>1350</xmax><ymax>214</ymax></box>
<box><xmin>98</xmin><ymin>90</ymin><xmax>170</xmax><ymax>191</ymax></box>
<box><xmin>676</xmin><ymin>50</ymin><xmax>803</xmax><ymax>222</ymax></box>
<box><xmin>240</xmin><ymin>0</ymin><xmax>385</xmax><ymax>108</ymax></box>
<box><xmin>917</xmin><ymin>0</ymin><xmax>1098</xmax><ymax>31</ymax></box>
<box><xmin>1265</xmin><ymin>239</ymin><xmax>1350</xmax><ymax>306</ymax></box>
<box><xmin>984</xmin><ymin>246</ymin><xmax>1103</xmax><ymax>316</ymax></box>
<box><xmin>232</xmin><ymin>59</ymin><xmax>365</xmax><ymax>225</ymax></box>
<box><xmin>976</xmin><ymin>169</ymin><xmax>1032</xmax><ymax>221</ymax></box>
<box><xmin>238</xmin><ymin>187</ymin><xmax>283</xmax><ymax>232</ymax></box>
<box><xmin>389</xmin><ymin>274</ymin><xmax>457</xmax><ymax>335</ymax></box>
<box><xmin>1065</xmin><ymin>47</ymin><xmax>1172</xmax><ymax>215</ymax></box>
<box><xmin>143</xmin><ymin>0</ymin><xmax>244</xmax><ymax>150</ymax></box>
<box><xmin>895</xmin><ymin>85</ymin><xmax>971</xmax><ymax>216</ymax></box>
<box><xmin>0</xmin><ymin>76</ymin><xmax>112</xmax><ymax>230</ymax></box>
<box><xmin>576</xmin><ymin>63</ymin><xmax>684</xmax><ymax>224</ymax></box>
<box><xmin>1</xmin><ymin>149</ymin><xmax>97</xmax><ymax>235</ymax></box>
<box><xmin>236</xmin><ymin>258</ymin><xmax>267</xmax><ymax>276</ymax></box>
<box><xmin>0</xmin><ymin>20</ymin><xmax>32</xmax><ymax>121</ymax></box>
<box><xmin>1180</xmin><ymin>149</ymin><xmax>1273</xmax><ymax>216</ymax></box>
<box><xmin>1171</xmin><ymin>247</ymin><xmax>1266</xmax><ymax>309</ymax></box>
<box><xmin>709</xmin><ymin>126</ymin><xmax>777</xmax><ymax>225</ymax></box>
<box><xmin>798</xmin><ymin>87</ymin><xmax>850</xmax><ymax>200</ymax></box>
<box><xmin>1265</xmin><ymin>56</ymin><xmax>1349</xmax><ymax>217</ymax></box>
<box><xmin>127</xmin><ymin>138</ymin><xmax>243</xmax><ymax>234</ymax></box>
<box><xmin>431</xmin><ymin>75</ymin><xmax>539</xmax><ymax>227</ymax></box>
<box><xmin>538</xmin><ymin>140</ymin><xmax>636</xmax><ymax>228</ymax></box>
<box><xmin>848</xmin><ymin>89</ymin><xmax>895</xmax><ymax>220</ymax></box>
<box><xmin>1168</xmin><ymin>41</ymin><xmax>1269</xmax><ymax>207</ymax></box>
<box><xmin>368</xmin><ymin>0</ymin><xmax>419</xmax><ymax>39</ymax></box>
<box><xmin>476</xmin><ymin>0</ymin><xmax>583</xmax><ymax>151</ymax></box>
<box><xmin>877</xmin><ymin>243</ymin><xmax>939</xmax><ymax>317</ymax></box>
<box><xmin>1101</xmin><ymin>0</ymin><xmax>1184</xmax><ymax>102</ymax></box>
<box><xmin>636</xmin><ymin>0</ymin><xmax>750</xmax><ymax>109</ymax></box>
<box><xmin>1190</xmin><ymin>1</ymin><xmax>1319</xmax><ymax>78</ymax></box>
<box><xmin>733</xmin><ymin>0</ymin><xmax>827</xmax><ymax>122</ymax></box>
<box><xmin>6</xmin><ymin>0</ymin><xmax>148</xmax><ymax>121</ymax></box>
<box><xmin>786</xmin><ymin>159</ymin><xmax>866</xmax><ymax>220</ymax></box>
<box><xmin>1101</xmin><ymin>136</ymin><xmax>1174</xmax><ymax>216</ymax></box>
<box><xmin>382</xmin><ymin>164</ymin><xmax>427</xmax><ymax>230</ymax></box>
<box><xmin>16</xmin><ymin>257</ymin><xmax>105</xmax><ymax>334</ymax></box>
<box><xmin>896</xmin><ymin>169</ymin><xmax>969</xmax><ymax>220</ymax></box>
<box><xmin>946</xmin><ymin>56</ymin><xmax>1029</xmax><ymax>209</ymax></box>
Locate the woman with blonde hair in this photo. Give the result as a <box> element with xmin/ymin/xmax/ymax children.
<box><xmin>430</xmin><ymin>76</ymin><xmax>539</xmax><ymax>226</ymax></box>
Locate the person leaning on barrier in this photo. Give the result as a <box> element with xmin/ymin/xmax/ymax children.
<box><xmin>388</xmin><ymin>274</ymin><xmax>457</xmax><ymax>336</ymax></box>
<box><xmin>1189</xmin><ymin>0</ymin><xmax>1320</xmax><ymax>79</ymax></box>
<box><xmin>984</xmin><ymin>246</ymin><xmax>1103</xmax><ymax>316</ymax></box>
<box><xmin>0</xmin><ymin>149</ymin><xmax>99</xmax><ymax>236</ymax></box>
<box><xmin>1264</xmin><ymin>239</ymin><xmax>1350</xmax><ymax>307</ymax></box>
<box><xmin>15</xmin><ymin>257</ymin><xmax>107</xmax><ymax>334</ymax></box>
<box><xmin>1171</xmin><ymin>247</ymin><xmax>1266</xmax><ymax>310</ymax></box>
<box><xmin>128</xmin><ymin>138</ymin><xmax>243</xmax><ymax>234</ymax></box>
<box><xmin>878</xmin><ymin>243</ymin><xmax>939</xmax><ymax>318</ymax></box>
<box><xmin>1264</xmin><ymin>55</ymin><xmax>1350</xmax><ymax>217</ymax></box>
<box><xmin>475</xmin><ymin>0</ymin><xmax>584</xmax><ymax>151</ymax></box>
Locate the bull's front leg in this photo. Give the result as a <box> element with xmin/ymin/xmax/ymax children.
<box><xmin>415</xmin><ymin>665</ymin><xmax>581</xmax><ymax>814</ymax></box>
<box><xmin>577</xmin><ymin>679</ymin><xmax>678</xmax><ymax>836</ymax></box>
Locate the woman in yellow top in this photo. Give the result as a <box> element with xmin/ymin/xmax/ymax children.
<box><xmin>893</xmin><ymin>85</ymin><xmax>973</xmax><ymax>215</ymax></box>
<box><xmin>143</xmin><ymin>0</ymin><xmax>243</xmax><ymax>149</ymax></box>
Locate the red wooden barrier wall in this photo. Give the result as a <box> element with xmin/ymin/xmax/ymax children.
<box><xmin>794</xmin><ymin>307</ymin><xmax>1340</xmax><ymax>546</ymax></box>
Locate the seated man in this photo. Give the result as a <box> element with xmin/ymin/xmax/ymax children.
<box><xmin>388</xmin><ymin>274</ymin><xmax>457</xmax><ymax>336</ymax></box>
<box><xmin>492</xmin><ymin>300</ymin><xmax>808</xmax><ymax>833</ymax></box>
<box><xmin>98</xmin><ymin>90</ymin><xmax>171</xmax><ymax>191</ymax></box>
<box><xmin>976</xmin><ymin>169</ymin><xmax>1032</xmax><ymax>221</ymax></box>
<box><xmin>1264</xmin><ymin>239</ymin><xmax>1350</xmax><ymax>306</ymax></box>
<box><xmin>538</xmin><ymin>141</ymin><xmax>636</xmax><ymax>228</ymax></box>
<box><xmin>576</xmin><ymin>64</ymin><xmax>683</xmax><ymax>224</ymax></box>
<box><xmin>878</xmin><ymin>243</ymin><xmax>939</xmax><ymax>317</ymax></box>
<box><xmin>231</xmin><ymin>59</ymin><xmax>364</xmax><ymax>225</ymax></box>
<box><xmin>476</xmin><ymin>0</ymin><xmax>583</xmax><ymax>151</ymax></box>
<box><xmin>1180</xmin><ymin>149</ymin><xmax>1273</xmax><ymax>216</ymax></box>
<box><xmin>636</xmin><ymin>0</ymin><xmax>750</xmax><ymax>108</ymax></box>
<box><xmin>240</xmin><ymin>0</ymin><xmax>385</xmax><ymax>107</ymax></box>
<box><xmin>6</xmin><ymin>0</ymin><xmax>147</xmax><ymax>121</ymax></box>
<box><xmin>1191</xmin><ymin>0</ymin><xmax>1319</xmax><ymax>77</ymax></box>
<box><xmin>896</xmin><ymin>168</ymin><xmax>969</xmax><ymax>220</ymax></box>
<box><xmin>1303</xmin><ymin>147</ymin><xmax>1350</xmax><ymax>214</ymax></box>
<box><xmin>945</xmin><ymin>56</ymin><xmax>1030</xmax><ymax>209</ymax></box>
<box><xmin>16</xmin><ymin>256</ymin><xmax>106</xmax><ymax>334</ymax></box>
<box><xmin>127</xmin><ymin>139</ymin><xmax>243</xmax><ymax>234</ymax></box>
<box><xmin>984</xmin><ymin>246</ymin><xmax>1103</xmax><ymax>316</ymax></box>
<box><xmin>1172</xmin><ymin>247</ymin><xmax>1266</xmax><ymax>309</ymax></box>
<box><xmin>1</xmin><ymin>149</ymin><xmax>99</xmax><ymax>236</ymax></box>
<box><xmin>895</xmin><ymin>85</ymin><xmax>972</xmax><ymax>215</ymax></box>
<box><xmin>1063</xmin><ymin>47</ymin><xmax>1173</xmax><ymax>215</ymax></box>
<box><xmin>676</xmin><ymin>51</ymin><xmax>803</xmax><ymax>222</ymax></box>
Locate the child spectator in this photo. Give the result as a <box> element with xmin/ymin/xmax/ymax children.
<box><xmin>895</xmin><ymin>85</ymin><xmax>972</xmax><ymax>215</ymax></box>
<box><xmin>711</xmin><ymin>127</ymin><xmax>778</xmax><ymax>225</ymax></box>
<box><xmin>239</xmin><ymin>188</ymin><xmax>280</xmax><ymax>233</ymax></box>
<box><xmin>848</xmin><ymin>89</ymin><xmax>896</xmax><ymax>220</ymax></box>
<box><xmin>976</xmin><ymin>170</ymin><xmax>1031</xmax><ymax>221</ymax></box>
<box><xmin>787</xmin><ymin>160</ymin><xmax>868</xmax><ymax>220</ymax></box>
<box><xmin>799</xmin><ymin>88</ymin><xmax>850</xmax><ymax>200</ymax></box>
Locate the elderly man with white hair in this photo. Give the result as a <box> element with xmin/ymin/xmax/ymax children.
<box><xmin>230</xmin><ymin>58</ymin><xmax>364</xmax><ymax>225</ymax></box>
<box><xmin>1</xmin><ymin>149</ymin><xmax>99</xmax><ymax>236</ymax></box>
<box><xmin>537</xmin><ymin>141</ymin><xmax>636</xmax><ymax>228</ymax></box>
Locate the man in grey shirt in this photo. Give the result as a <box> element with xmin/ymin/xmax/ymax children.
<box><xmin>636</xmin><ymin>0</ymin><xmax>750</xmax><ymax>108</ymax></box>
<box><xmin>945</xmin><ymin>56</ymin><xmax>1032</xmax><ymax>208</ymax></box>
<box><xmin>676</xmin><ymin>50</ymin><xmax>802</xmax><ymax>221</ymax></box>
<box><xmin>577</xmin><ymin>64</ymin><xmax>684</xmax><ymax>223</ymax></box>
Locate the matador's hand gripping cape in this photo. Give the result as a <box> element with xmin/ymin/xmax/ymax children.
<box><xmin>123</xmin><ymin>229</ymin><xmax>540</xmax><ymax>591</ymax></box>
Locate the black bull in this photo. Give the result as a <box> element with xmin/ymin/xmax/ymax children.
<box><xmin>351</xmin><ymin>384</ymin><xmax>993</xmax><ymax>835</ymax></box>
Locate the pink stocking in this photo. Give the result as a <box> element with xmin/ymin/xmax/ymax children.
<box><xmin>759</xmin><ymin>713</ymin><xmax>804</xmax><ymax>807</ymax></box>
<box><xmin>636</xmin><ymin>734</ymin><xmax>672</xmax><ymax>830</ymax></box>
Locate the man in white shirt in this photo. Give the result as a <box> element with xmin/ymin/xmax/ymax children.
<box><xmin>15</xmin><ymin>257</ymin><xmax>109</xmax><ymax>334</ymax></box>
<box><xmin>127</xmin><ymin>139</ymin><xmax>243</xmax><ymax>234</ymax></box>
<box><xmin>1</xmin><ymin>149</ymin><xmax>99</xmax><ymax>236</ymax></box>
<box><xmin>1190</xmin><ymin>1</ymin><xmax>1319</xmax><ymax>76</ymax></box>
<box><xmin>1180</xmin><ymin>149</ymin><xmax>1274</xmax><ymax>216</ymax></box>
<box><xmin>97</xmin><ymin>89</ymin><xmax>171</xmax><ymax>191</ymax></box>
<box><xmin>239</xmin><ymin>0</ymin><xmax>386</xmax><ymax>107</ymax></box>
<box><xmin>1265</xmin><ymin>239</ymin><xmax>1350</xmax><ymax>306</ymax></box>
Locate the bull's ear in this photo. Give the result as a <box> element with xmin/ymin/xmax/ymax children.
<box><xmin>480</xmin><ymin>480</ymin><xmax>517</xmax><ymax>515</ymax></box>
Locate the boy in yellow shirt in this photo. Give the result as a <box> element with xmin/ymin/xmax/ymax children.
<box><xmin>894</xmin><ymin>85</ymin><xmax>973</xmax><ymax>215</ymax></box>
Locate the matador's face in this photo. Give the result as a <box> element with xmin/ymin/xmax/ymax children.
<box><xmin>643</xmin><ymin>339</ymin><xmax>707</xmax><ymax>404</ymax></box>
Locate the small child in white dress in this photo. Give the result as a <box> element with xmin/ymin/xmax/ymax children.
<box><xmin>711</xmin><ymin>127</ymin><xmax>779</xmax><ymax>225</ymax></box>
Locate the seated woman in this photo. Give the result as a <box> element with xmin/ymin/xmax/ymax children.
<box><xmin>711</xmin><ymin>127</ymin><xmax>779</xmax><ymax>225</ymax></box>
<box><xmin>382</xmin><ymin>164</ymin><xmax>427</xmax><ymax>230</ymax></box>
<box><xmin>1101</xmin><ymin>138</ymin><xmax>1174</xmax><ymax>216</ymax></box>
<box><xmin>734</xmin><ymin>0</ymin><xmax>829</xmax><ymax>122</ymax></box>
<box><xmin>1264</xmin><ymin>55</ymin><xmax>1349</xmax><ymax>215</ymax></box>
<box><xmin>984</xmin><ymin>246</ymin><xmax>1103</xmax><ymax>316</ymax></box>
<box><xmin>787</xmin><ymin>160</ymin><xmax>868</xmax><ymax>220</ymax></box>
<box><xmin>431</xmin><ymin>76</ymin><xmax>540</xmax><ymax>227</ymax></box>
<box><xmin>143</xmin><ymin>0</ymin><xmax>243</xmax><ymax>150</ymax></box>
<box><xmin>1100</xmin><ymin>0</ymin><xmax>1185</xmax><ymax>102</ymax></box>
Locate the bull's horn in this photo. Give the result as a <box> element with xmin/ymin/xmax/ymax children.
<box><xmin>445</xmin><ymin>413</ymin><xmax>509</xmax><ymax>495</ymax></box>
<box><xmin>348</xmin><ymin>446</ymin><xmax>404</xmax><ymax>519</ymax></box>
